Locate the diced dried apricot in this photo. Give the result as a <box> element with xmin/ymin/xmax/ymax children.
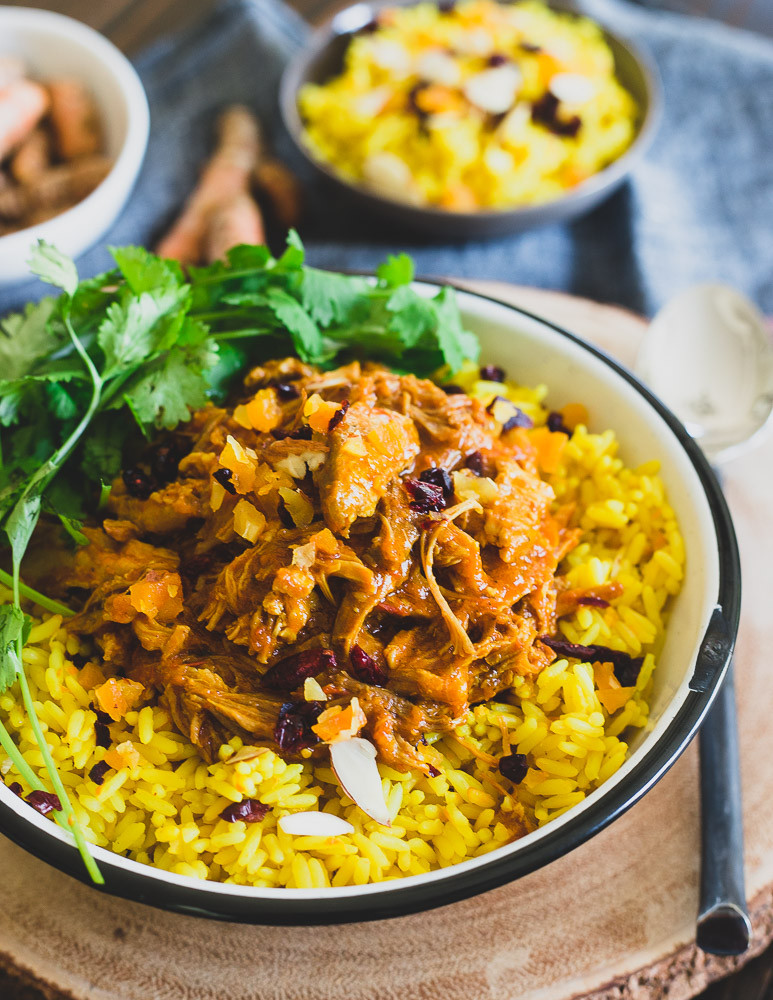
<box><xmin>530</xmin><ymin>426</ymin><xmax>567</xmax><ymax>474</ymax></box>
<box><xmin>234</xmin><ymin>389</ymin><xmax>283</xmax><ymax>433</ymax></box>
<box><xmin>598</xmin><ymin>686</ymin><xmax>635</xmax><ymax>714</ymax></box>
<box><xmin>560</xmin><ymin>402</ymin><xmax>589</xmax><ymax>430</ymax></box>
<box><xmin>312</xmin><ymin>697</ymin><xmax>367</xmax><ymax>742</ymax></box>
<box><xmin>104</xmin><ymin>740</ymin><xmax>142</xmax><ymax>771</ymax></box>
<box><xmin>94</xmin><ymin>678</ymin><xmax>145</xmax><ymax>722</ymax></box>
<box><xmin>304</xmin><ymin>394</ymin><xmax>342</xmax><ymax>433</ymax></box>
<box><xmin>220</xmin><ymin>434</ymin><xmax>257</xmax><ymax>493</ymax></box>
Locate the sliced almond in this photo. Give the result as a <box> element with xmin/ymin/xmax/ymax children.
<box><xmin>278</xmin><ymin>811</ymin><xmax>354</xmax><ymax>837</ymax></box>
<box><xmin>415</xmin><ymin>49</ymin><xmax>461</xmax><ymax>88</ymax></box>
<box><xmin>463</xmin><ymin>64</ymin><xmax>522</xmax><ymax>115</ymax></box>
<box><xmin>549</xmin><ymin>73</ymin><xmax>597</xmax><ymax>106</ymax></box>
<box><xmin>330</xmin><ymin>737</ymin><xmax>391</xmax><ymax>826</ymax></box>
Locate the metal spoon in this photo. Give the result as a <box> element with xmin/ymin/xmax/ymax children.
<box><xmin>637</xmin><ymin>283</ymin><xmax>773</xmax><ymax>956</ymax></box>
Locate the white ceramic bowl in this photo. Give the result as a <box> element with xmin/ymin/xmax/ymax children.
<box><xmin>0</xmin><ymin>7</ymin><xmax>149</xmax><ymax>284</ymax></box>
<box><xmin>0</xmin><ymin>285</ymin><xmax>740</xmax><ymax>923</ymax></box>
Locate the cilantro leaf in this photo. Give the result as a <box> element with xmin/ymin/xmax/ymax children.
<box><xmin>123</xmin><ymin>341</ymin><xmax>217</xmax><ymax>429</ymax></box>
<box><xmin>262</xmin><ymin>287</ymin><xmax>324</xmax><ymax>363</ymax></box>
<box><xmin>300</xmin><ymin>268</ymin><xmax>369</xmax><ymax>327</ymax></box>
<box><xmin>110</xmin><ymin>245</ymin><xmax>184</xmax><ymax>296</ymax></box>
<box><xmin>0</xmin><ymin>604</ymin><xmax>30</xmax><ymax>692</ymax></box>
<box><xmin>377</xmin><ymin>254</ymin><xmax>414</xmax><ymax>289</ymax></box>
<box><xmin>28</xmin><ymin>241</ymin><xmax>78</xmax><ymax>297</ymax></box>
<box><xmin>0</xmin><ymin>299</ymin><xmax>61</xmax><ymax>383</ymax></box>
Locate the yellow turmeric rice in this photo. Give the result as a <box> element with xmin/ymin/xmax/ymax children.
<box><xmin>0</xmin><ymin>368</ymin><xmax>683</xmax><ymax>888</ymax></box>
<box><xmin>298</xmin><ymin>0</ymin><xmax>639</xmax><ymax>211</ymax></box>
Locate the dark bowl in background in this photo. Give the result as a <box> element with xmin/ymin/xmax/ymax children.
<box><xmin>279</xmin><ymin>0</ymin><xmax>662</xmax><ymax>239</ymax></box>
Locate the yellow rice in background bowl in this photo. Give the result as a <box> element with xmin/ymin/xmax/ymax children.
<box><xmin>298</xmin><ymin>0</ymin><xmax>639</xmax><ymax>211</ymax></box>
<box><xmin>0</xmin><ymin>370</ymin><xmax>684</xmax><ymax>889</ymax></box>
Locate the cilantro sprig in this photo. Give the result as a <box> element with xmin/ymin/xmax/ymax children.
<box><xmin>0</xmin><ymin>233</ymin><xmax>479</xmax><ymax>883</ymax></box>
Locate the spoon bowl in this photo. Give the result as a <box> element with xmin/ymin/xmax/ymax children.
<box><xmin>637</xmin><ymin>284</ymin><xmax>773</xmax><ymax>464</ymax></box>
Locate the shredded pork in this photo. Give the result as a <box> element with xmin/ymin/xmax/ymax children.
<box><xmin>46</xmin><ymin>360</ymin><xmax>582</xmax><ymax>773</ymax></box>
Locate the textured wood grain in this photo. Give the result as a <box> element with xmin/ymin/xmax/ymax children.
<box><xmin>0</xmin><ymin>283</ymin><xmax>770</xmax><ymax>1000</ymax></box>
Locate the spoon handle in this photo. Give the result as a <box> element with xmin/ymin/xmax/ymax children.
<box><xmin>697</xmin><ymin>662</ymin><xmax>752</xmax><ymax>954</ymax></box>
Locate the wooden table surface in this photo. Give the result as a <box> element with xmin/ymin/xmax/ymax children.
<box><xmin>1</xmin><ymin>1</ymin><xmax>771</xmax><ymax>998</ymax></box>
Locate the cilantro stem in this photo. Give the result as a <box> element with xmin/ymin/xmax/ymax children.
<box><xmin>15</xmin><ymin>664</ymin><xmax>103</xmax><ymax>883</ymax></box>
<box><xmin>5</xmin><ymin>298</ymin><xmax>104</xmax><ymax>885</ymax></box>
<box><xmin>0</xmin><ymin>717</ymin><xmax>44</xmax><ymax>791</ymax></box>
<box><xmin>0</xmin><ymin>570</ymin><xmax>73</xmax><ymax>617</ymax></box>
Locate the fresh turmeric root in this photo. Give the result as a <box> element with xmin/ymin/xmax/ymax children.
<box><xmin>156</xmin><ymin>105</ymin><xmax>262</xmax><ymax>266</ymax></box>
<box><xmin>203</xmin><ymin>192</ymin><xmax>266</xmax><ymax>263</ymax></box>
<box><xmin>0</xmin><ymin>65</ymin><xmax>111</xmax><ymax>235</ymax></box>
<box><xmin>48</xmin><ymin>78</ymin><xmax>102</xmax><ymax>160</ymax></box>
<box><xmin>10</xmin><ymin>126</ymin><xmax>51</xmax><ymax>185</ymax></box>
<box><xmin>253</xmin><ymin>158</ymin><xmax>303</xmax><ymax>229</ymax></box>
<box><xmin>0</xmin><ymin>79</ymin><xmax>49</xmax><ymax>162</ymax></box>
<box><xmin>0</xmin><ymin>155</ymin><xmax>110</xmax><ymax>222</ymax></box>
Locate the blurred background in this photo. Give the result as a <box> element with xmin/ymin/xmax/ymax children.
<box><xmin>3</xmin><ymin>0</ymin><xmax>772</xmax><ymax>50</ymax></box>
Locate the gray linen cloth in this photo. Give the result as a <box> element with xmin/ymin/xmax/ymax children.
<box><xmin>1</xmin><ymin>0</ymin><xmax>771</xmax><ymax>318</ymax></box>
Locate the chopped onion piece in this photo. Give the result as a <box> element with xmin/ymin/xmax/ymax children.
<box><xmin>330</xmin><ymin>737</ymin><xmax>391</xmax><ymax>826</ymax></box>
<box><xmin>278</xmin><ymin>811</ymin><xmax>355</xmax><ymax>837</ymax></box>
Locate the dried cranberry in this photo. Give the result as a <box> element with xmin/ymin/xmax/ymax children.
<box><xmin>26</xmin><ymin>790</ymin><xmax>62</xmax><ymax>816</ymax></box>
<box><xmin>538</xmin><ymin>635</ymin><xmax>643</xmax><ymax>687</ymax></box>
<box><xmin>419</xmin><ymin>467</ymin><xmax>453</xmax><ymax>501</ymax></box>
<box><xmin>442</xmin><ymin>384</ymin><xmax>465</xmax><ymax>395</ymax></box>
<box><xmin>520</xmin><ymin>41</ymin><xmax>542</xmax><ymax>53</ymax></box>
<box><xmin>577</xmin><ymin>595</ymin><xmax>609</xmax><ymax>608</ymax></box>
<box><xmin>487</xmin><ymin>54</ymin><xmax>509</xmax><ymax>67</ymax></box>
<box><xmin>150</xmin><ymin>440</ymin><xmax>185</xmax><ymax>484</ymax></box>
<box><xmin>7</xmin><ymin>782</ymin><xmax>21</xmax><ymax>796</ymax></box>
<box><xmin>274</xmin><ymin>701</ymin><xmax>324</xmax><ymax>753</ymax></box>
<box><xmin>531</xmin><ymin>93</ymin><xmax>581</xmax><ymax>138</ymax></box>
<box><xmin>328</xmin><ymin>400</ymin><xmax>350</xmax><ymax>432</ymax></box>
<box><xmin>349</xmin><ymin>645</ymin><xmax>388</xmax><ymax>686</ymax></box>
<box><xmin>427</xmin><ymin>764</ymin><xmax>441</xmax><ymax>778</ymax></box>
<box><xmin>502</xmin><ymin>409</ymin><xmax>534</xmax><ymax>432</ymax></box>
<box><xmin>122</xmin><ymin>467</ymin><xmax>155</xmax><ymax>500</ymax></box>
<box><xmin>93</xmin><ymin>708</ymin><xmax>112</xmax><ymax>726</ymax></box>
<box><xmin>290</xmin><ymin>424</ymin><xmax>313</xmax><ymax>441</ymax></box>
<box><xmin>220</xmin><ymin>799</ymin><xmax>270</xmax><ymax>824</ymax></box>
<box><xmin>547</xmin><ymin>410</ymin><xmax>572</xmax><ymax>436</ymax></box>
<box><xmin>480</xmin><ymin>364</ymin><xmax>505</xmax><ymax>382</ymax></box>
<box><xmin>359</xmin><ymin>18</ymin><xmax>379</xmax><ymax>33</ymax></box>
<box><xmin>213</xmin><ymin>467</ymin><xmax>237</xmax><ymax>495</ymax></box>
<box><xmin>465</xmin><ymin>451</ymin><xmax>485</xmax><ymax>476</ymax></box>
<box><xmin>88</xmin><ymin>760</ymin><xmax>111</xmax><ymax>785</ymax></box>
<box><xmin>404</xmin><ymin>479</ymin><xmax>446</xmax><ymax>513</ymax></box>
<box><xmin>92</xmin><ymin>720</ymin><xmax>110</xmax><ymax>748</ymax></box>
<box><xmin>261</xmin><ymin>649</ymin><xmax>337</xmax><ymax>690</ymax></box>
<box><xmin>499</xmin><ymin>753</ymin><xmax>528</xmax><ymax>783</ymax></box>
<box><xmin>438</xmin><ymin>0</ymin><xmax>455</xmax><ymax>12</ymax></box>
<box><xmin>274</xmin><ymin>382</ymin><xmax>301</xmax><ymax>401</ymax></box>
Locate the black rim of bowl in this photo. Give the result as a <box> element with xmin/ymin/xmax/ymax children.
<box><xmin>279</xmin><ymin>0</ymin><xmax>664</xmax><ymax>229</ymax></box>
<box><xmin>0</xmin><ymin>285</ymin><xmax>740</xmax><ymax>925</ymax></box>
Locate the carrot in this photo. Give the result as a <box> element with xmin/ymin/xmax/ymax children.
<box><xmin>47</xmin><ymin>78</ymin><xmax>102</xmax><ymax>160</ymax></box>
<box><xmin>0</xmin><ymin>79</ymin><xmax>49</xmax><ymax>161</ymax></box>
<box><xmin>530</xmin><ymin>425</ymin><xmax>568</xmax><ymax>474</ymax></box>
<box><xmin>0</xmin><ymin>56</ymin><xmax>26</xmax><ymax>91</ymax></box>
<box><xmin>10</xmin><ymin>126</ymin><xmax>51</xmax><ymax>185</ymax></box>
<box><xmin>156</xmin><ymin>105</ymin><xmax>262</xmax><ymax>265</ymax></box>
<box><xmin>253</xmin><ymin>158</ymin><xmax>302</xmax><ymax>228</ymax></box>
<box><xmin>203</xmin><ymin>192</ymin><xmax>266</xmax><ymax>263</ymax></box>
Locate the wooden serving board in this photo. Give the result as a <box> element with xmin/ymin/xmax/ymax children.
<box><xmin>2</xmin><ymin>284</ymin><xmax>772</xmax><ymax>1000</ymax></box>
